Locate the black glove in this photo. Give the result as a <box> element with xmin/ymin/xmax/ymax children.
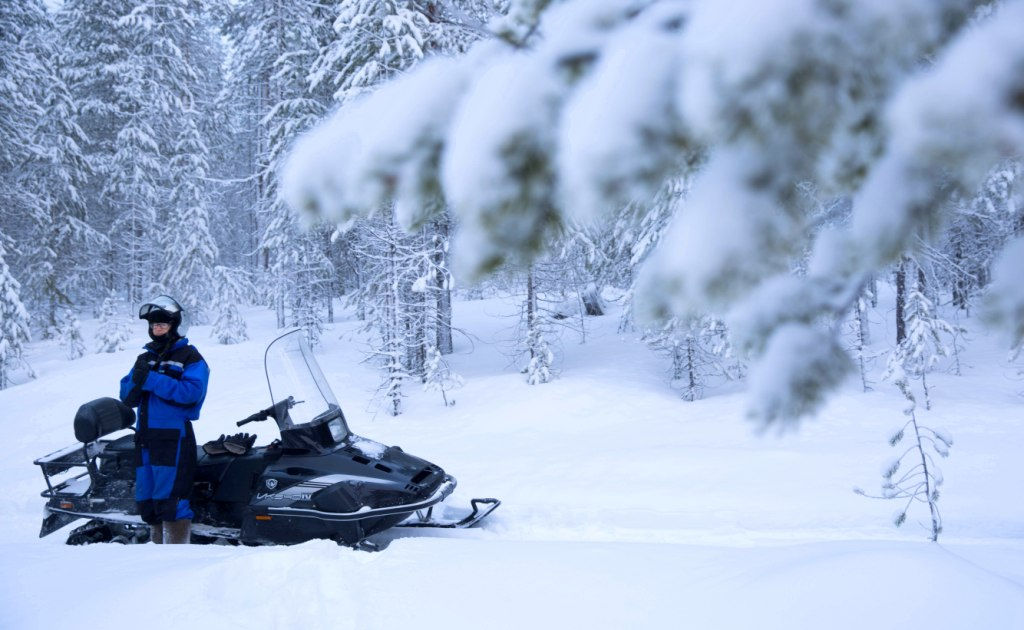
<box><xmin>131</xmin><ymin>354</ymin><xmax>152</xmax><ymax>387</ymax></box>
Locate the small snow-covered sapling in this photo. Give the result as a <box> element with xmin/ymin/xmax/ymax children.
<box><xmin>854</xmin><ymin>377</ymin><xmax>952</xmax><ymax>542</ymax></box>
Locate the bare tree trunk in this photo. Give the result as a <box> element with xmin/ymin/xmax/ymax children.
<box><xmin>952</xmin><ymin>242</ymin><xmax>968</xmax><ymax>312</ymax></box>
<box><xmin>858</xmin><ymin>294</ymin><xmax>871</xmax><ymax>345</ymax></box>
<box><xmin>386</xmin><ymin>224</ymin><xmax>402</xmax><ymax>416</ymax></box>
<box><xmin>325</xmin><ymin>230</ymin><xmax>334</xmax><ymax>324</ymax></box>
<box><xmin>917</xmin><ymin>261</ymin><xmax>929</xmax><ymax>303</ymax></box>
<box><xmin>275</xmin><ymin>288</ymin><xmax>285</xmax><ymax>328</ymax></box>
<box><xmin>895</xmin><ymin>259</ymin><xmax>907</xmax><ymax>345</ymax></box>
<box><xmin>685</xmin><ymin>337</ymin><xmax>697</xmax><ymax>402</ymax></box>
<box><xmin>434</xmin><ymin>216</ymin><xmax>453</xmax><ymax>355</ymax></box>
<box><xmin>856</xmin><ymin>298</ymin><xmax>871</xmax><ymax>392</ymax></box>
<box><xmin>527</xmin><ymin>266</ymin><xmax>536</xmax><ymax>361</ymax></box>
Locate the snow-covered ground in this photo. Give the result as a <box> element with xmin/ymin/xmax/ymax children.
<box><xmin>1</xmin><ymin>296</ymin><xmax>1023</xmax><ymax>629</ymax></box>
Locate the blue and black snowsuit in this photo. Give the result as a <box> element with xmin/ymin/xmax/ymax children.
<box><xmin>119</xmin><ymin>337</ymin><xmax>209</xmax><ymax>524</ymax></box>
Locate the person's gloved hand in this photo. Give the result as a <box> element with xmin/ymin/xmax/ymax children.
<box><xmin>131</xmin><ymin>354</ymin><xmax>152</xmax><ymax>387</ymax></box>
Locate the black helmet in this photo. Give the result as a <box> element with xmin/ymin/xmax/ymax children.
<box><xmin>139</xmin><ymin>295</ymin><xmax>186</xmax><ymax>339</ymax></box>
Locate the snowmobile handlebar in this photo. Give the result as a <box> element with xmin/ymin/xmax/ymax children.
<box><xmin>237</xmin><ymin>396</ymin><xmax>298</xmax><ymax>427</ymax></box>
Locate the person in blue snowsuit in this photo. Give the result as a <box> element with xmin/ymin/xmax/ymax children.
<box><xmin>120</xmin><ymin>295</ymin><xmax>209</xmax><ymax>544</ymax></box>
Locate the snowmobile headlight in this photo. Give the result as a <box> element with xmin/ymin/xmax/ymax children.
<box><xmin>328</xmin><ymin>419</ymin><xmax>345</xmax><ymax>442</ymax></box>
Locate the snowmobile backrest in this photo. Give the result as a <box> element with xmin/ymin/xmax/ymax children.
<box><xmin>74</xmin><ymin>397</ymin><xmax>135</xmax><ymax>443</ymax></box>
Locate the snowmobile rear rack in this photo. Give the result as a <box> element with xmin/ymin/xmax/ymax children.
<box><xmin>35</xmin><ymin>441</ymin><xmax>100</xmax><ymax>497</ymax></box>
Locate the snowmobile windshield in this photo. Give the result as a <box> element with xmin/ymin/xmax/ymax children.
<box><xmin>264</xmin><ymin>330</ymin><xmax>346</xmax><ymax>434</ymax></box>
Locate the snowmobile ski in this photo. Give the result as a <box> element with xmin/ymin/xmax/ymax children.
<box><xmin>397</xmin><ymin>497</ymin><xmax>501</xmax><ymax>529</ymax></box>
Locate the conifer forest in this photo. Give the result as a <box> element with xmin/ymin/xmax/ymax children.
<box><xmin>3</xmin><ymin>0</ymin><xmax>1022</xmax><ymax>423</ymax></box>
<box><xmin>3</xmin><ymin>2</ymin><xmax>1024</xmax><ymax>626</ymax></box>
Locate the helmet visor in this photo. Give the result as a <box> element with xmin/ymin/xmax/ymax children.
<box><xmin>139</xmin><ymin>295</ymin><xmax>182</xmax><ymax>320</ymax></box>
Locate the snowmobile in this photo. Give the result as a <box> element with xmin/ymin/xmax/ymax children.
<box><xmin>34</xmin><ymin>330</ymin><xmax>499</xmax><ymax>548</ymax></box>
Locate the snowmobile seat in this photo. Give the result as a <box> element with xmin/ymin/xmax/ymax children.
<box><xmin>74</xmin><ymin>398</ymin><xmax>135</xmax><ymax>443</ymax></box>
<box><xmin>95</xmin><ymin>433</ymin><xmax>136</xmax><ymax>477</ymax></box>
<box><xmin>100</xmin><ymin>433</ymin><xmax>135</xmax><ymax>455</ymax></box>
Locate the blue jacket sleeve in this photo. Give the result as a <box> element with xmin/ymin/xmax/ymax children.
<box><xmin>142</xmin><ymin>359</ymin><xmax>210</xmax><ymax>406</ymax></box>
<box><xmin>120</xmin><ymin>370</ymin><xmax>137</xmax><ymax>405</ymax></box>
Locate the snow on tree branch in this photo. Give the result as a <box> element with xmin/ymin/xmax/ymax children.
<box><xmin>283</xmin><ymin>0</ymin><xmax>1023</xmax><ymax>428</ymax></box>
<box><xmin>849</xmin><ymin>0</ymin><xmax>1024</xmax><ymax>270</ymax></box>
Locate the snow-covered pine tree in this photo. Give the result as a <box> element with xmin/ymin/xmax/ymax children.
<box><xmin>855</xmin><ymin>375</ymin><xmax>952</xmax><ymax>542</ymax></box>
<box><xmin>205</xmin><ymin>48</ymin><xmax>257</xmax><ymax>274</ymax></box>
<box><xmin>310</xmin><ymin>0</ymin><xmax>430</xmax><ymax>105</ymax></box>
<box><xmin>0</xmin><ymin>2</ymin><xmax>47</xmax><ymax>293</ymax></box>
<box><xmin>523</xmin><ymin>264</ymin><xmax>553</xmax><ymax>385</ymax></box>
<box><xmin>221</xmin><ymin>0</ymin><xmax>283</xmax><ymax>285</ymax></box>
<box><xmin>849</xmin><ymin>287</ymin><xmax>876</xmax><ymax>393</ymax></box>
<box><xmin>0</xmin><ymin>234</ymin><xmax>33</xmax><ymax>389</ymax></box>
<box><xmin>211</xmin><ymin>265</ymin><xmax>253</xmax><ymax>345</ymax></box>
<box><xmin>367</xmin><ymin>213</ymin><xmax>413</xmax><ymax>415</ymax></box>
<box><xmin>225</xmin><ymin>0</ymin><xmax>331</xmax><ymax>332</ymax></box>
<box><xmin>100</xmin><ymin>4</ymin><xmax>167</xmax><ymax>303</ymax></box>
<box><xmin>115</xmin><ymin>1</ymin><xmax>219</xmax><ymax>306</ymax></box>
<box><xmin>544</xmin><ymin>225</ymin><xmax>611</xmax><ymax>345</ymax></box>
<box><xmin>95</xmin><ymin>293</ymin><xmax>132</xmax><ymax>353</ymax></box>
<box><xmin>600</xmin><ymin>178</ymin><xmax>687</xmax><ymax>333</ymax></box>
<box><xmin>289</xmin><ymin>235</ymin><xmax>334</xmax><ymax>346</ymax></box>
<box><xmin>0</xmin><ymin>2</ymin><xmax>44</xmax><ymax>178</ymax></box>
<box><xmin>423</xmin><ymin>345</ymin><xmax>463</xmax><ymax>407</ymax></box>
<box><xmin>59</xmin><ymin>308</ymin><xmax>87</xmax><ymax>360</ymax></box>
<box><xmin>883</xmin><ymin>262</ymin><xmax>959</xmax><ymax>410</ymax></box>
<box><xmin>20</xmin><ymin>15</ymin><xmax>105</xmax><ymax>340</ymax></box>
<box><xmin>564</xmin><ymin>178</ymin><xmax>742</xmax><ymax>397</ymax></box>
<box><xmin>431</xmin><ymin>212</ymin><xmax>455</xmax><ymax>355</ymax></box>
<box><xmin>1</xmin><ymin>1</ymin><xmax>47</xmax><ymax>221</ymax></box>
<box><xmin>261</xmin><ymin>211</ymin><xmax>332</xmax><ymax>341</ymax></box>
<box><xmin>942</xmin><ymin>162</ymin><xmax>1021</xmax><ymax>314</ymax></box>
<box><xmin>301</xmin><ymin>0</ymin><xmax>493</xmax><ymax>404</ymax></box>
<box><xmin>349</xmin><ymin>208</ymin><xmax>452</xmax><ymax>414</ymax></box>
<box><xmin>0</xmin><ymin>2</ymin><xmax>52</xmax><ymax>386</ymax></box>
<box><xmin>160</xmin><ymin>115</ymin><xmax>218</xmax><ymax>323</ymax></box>
<box><xmin>58</xmin><ymin>0</ymin><xmax>144</xmax><ymax>296</ymax></box>
<box><xmin>644</xmin><ymin>316</ymin><xmax>739</xmax><ymax>402</ymax></box>
<box><xmin>58</xmin><ymin>0</ymin><xmax>133</xmax><ymax>164</ymax></box>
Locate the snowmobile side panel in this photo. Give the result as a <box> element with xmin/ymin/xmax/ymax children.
<box><xmin>239</xmin><ymin>476</ymin><xmax>456</xmax><ymax>545</ymax></box>
<box><xmin>240</xmin><ymin>510</ymin><xmax>362</xmax><ymax>545</ymax></box>
<box><xmin>265</xmin><ymin>475</ymin><xmax>456</xmax><ymax>523</ymax></box>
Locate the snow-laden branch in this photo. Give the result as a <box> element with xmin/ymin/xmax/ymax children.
<box><xmin>283</xmin><ymin>0</ymin><xmax>1023</xmax><ymax>427</ymax></box>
